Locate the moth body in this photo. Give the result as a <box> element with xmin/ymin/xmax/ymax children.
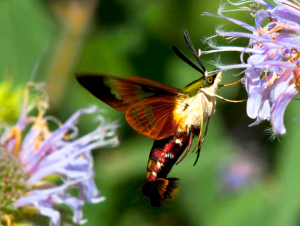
<box><xmin>174</xmin><ymin>72</ymin><xmax>222</xmax><ymax>132</ymax></box>
<box><xmin>76</xmin><ymin>29</ymin><xmax>225</xmax><ymax>207</ymax></box>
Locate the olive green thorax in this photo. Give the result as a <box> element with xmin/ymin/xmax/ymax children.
<box><xmin>182</xmin><ymin>74</ymin><xmax>217</xmax><ymax>97</ymax></box>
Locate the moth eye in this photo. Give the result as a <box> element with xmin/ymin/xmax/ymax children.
<box><xmin>206</xmin><ymin>76</ymin><xmax>214</xmax><ymax>84</ymax></box>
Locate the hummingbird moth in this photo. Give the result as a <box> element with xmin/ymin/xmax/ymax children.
<box><xmin>76</xmin><ymin>29</ymin><xmax>242</xmax><ymax>207</ymax></box>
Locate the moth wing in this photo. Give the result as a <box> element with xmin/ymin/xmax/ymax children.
<box><xmin>76</xmin><ymin>74</ymin><xmax>182</xmax><ymax>112</ymax></box>
<box><xmin>125</xmin><ymin>95</ymin><xmax>179</xmax><ymax>140</ymax></box>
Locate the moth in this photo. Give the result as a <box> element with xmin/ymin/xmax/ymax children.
<box><xmin>76</xmin><ymin>29</ymin><xmax>242</xmax><ymax>207</ymax></box>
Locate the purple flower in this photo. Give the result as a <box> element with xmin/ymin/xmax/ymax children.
<box><xmin>203</xmin><ymin>0</ymin><xmax>300</xmax><ymax>134</ymax></box>
<box><xmin>217</xmin><ymin>153</ymin><xmax>264</xmax><ymax>193</ymax></box>
<box><xmin>1</xmin><ymin>84</ymin><xmax>119</xmax><ymax>225</ymax></box>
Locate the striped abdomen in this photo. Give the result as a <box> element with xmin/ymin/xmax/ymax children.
<box><xmin>140</xmin><ymin>131</ymin><xmax>190</xmax><ymax>207</ymax></box>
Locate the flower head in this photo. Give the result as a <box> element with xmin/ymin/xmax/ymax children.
<box><xmin>203</xmin><ymin>0</ymin><xmax>300</xmax><ymax>134</ymax></box>
<box><xmin>0</xmin><ymin>83</ymin><xmax>119</xmax><ymax>225</ymax></box>
<box><xmin>217</xmin><ymin>153</ymin><xmax>264</xmax><ymax>193</ymax></box>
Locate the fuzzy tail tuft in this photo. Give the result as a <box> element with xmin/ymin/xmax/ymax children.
<box><xmin>140</xmin><ymin>178</ymin><xmax>181</xmax><ymax>207</ymax></box>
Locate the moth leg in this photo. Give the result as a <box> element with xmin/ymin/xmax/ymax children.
<box><xmin>175</xmin><ymin>133</ymin><xmax>193</xmax><ymax>165</ymax></box>
<box><xmin>192</xmin><ymin>116</ymin><xmax>204</xmax><ymax>153</ymax></box>
<box><xmin>193</xmin><ymin>117</ymin><xmax>210</xmax><ymax>166</ymax></box>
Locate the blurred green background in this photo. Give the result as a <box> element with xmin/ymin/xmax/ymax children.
<box><xmin>2</xmin><ymin>0</ymin><xmax>300</xmax><ymax>225</ymax></box>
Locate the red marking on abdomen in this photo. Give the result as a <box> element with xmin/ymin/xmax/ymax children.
<box><xmin>146</xmin><ymin>132</ymin><xmax>190</xmax><ymax>182</ymax></box>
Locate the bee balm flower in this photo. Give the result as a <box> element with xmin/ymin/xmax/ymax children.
<box><xmin>203</xmin><ymin>0</ymin><xmax>300</xmax><ymax>134</ymax></box>
<box><xmin>0</xmin><ymin>84</ymin><xmax>119</xmax><ymax>226</ymax></box>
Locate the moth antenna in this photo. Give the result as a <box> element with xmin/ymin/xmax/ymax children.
<box><xmin>201</xmin><ymin>88</ymin><xmax>246</xmax><ymax>103</ymax></box>
<box><xmin>172</xmin><ymin>46</ymin><xmax>204</xmax><ymax>74</ymax></box>
<box><xmin>182</xmin><ymin>29</ymin><xmax>207</xmax><ymax>73</ymax></box>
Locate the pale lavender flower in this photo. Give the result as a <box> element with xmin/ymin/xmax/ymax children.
<box><xmin>203</xmin><ymin>0</ymin><xmax>300</xmax><ymax>134</ymax></box>
<box><xmin>217</xmin><ymin>153</ymin><xmax>264</xmax><ymax>193</ymax></box>
<box><xmin>0</xmin><ymin>84</ymin><xmax>119</xmax><ymax>225</ymax></box>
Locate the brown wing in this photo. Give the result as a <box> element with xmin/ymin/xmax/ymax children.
<box><xmin>125</xmin><ymin>95</ymin><xmax>179</xmax><ymax>139</ymax></box>
<box><xmin>76</xmin><ymin>74</ymin><xmax>183</xmax><ymax>139</ymax></box>
<box><xmin>76</xmin><ymin>74</ymin><xmax>182</xmax><ymax>112</ymax></box>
